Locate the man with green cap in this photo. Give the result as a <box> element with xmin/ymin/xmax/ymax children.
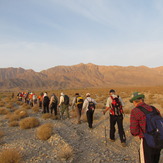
<box><xmin>130</xmin><ymin>92</ymin><xmax>161</xmax><ymax>163</ymax></box>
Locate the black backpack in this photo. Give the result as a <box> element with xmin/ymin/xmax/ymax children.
<box><xmin>43</xmin><ymin>96</ymin><xmax>50</xmax><ymax>105</ymax></box>
<box><xmin>51</xmin><ymin>96</ymin><xmax>58</xmax><ymax>106</ymax></box>
<box><xmin>87</xmin><ymin>99</ymin><xmax>95</xmax><ymax>111</ymax></box>
<box><xmin>64</xmin><ymin>95</ymin><xmax>69</xmax><ymax>105</ymax></box>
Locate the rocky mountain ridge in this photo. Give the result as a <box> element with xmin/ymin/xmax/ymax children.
<box><xmin>0</xmin><ymin>63</ymin><xmax>163</xmax><ymax>90</ymax></box>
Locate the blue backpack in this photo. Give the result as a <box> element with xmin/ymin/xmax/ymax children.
<box><xmin>138</xmin><ymin>106</ymin><xmax>163</xmax><ymax>149</ymax></box>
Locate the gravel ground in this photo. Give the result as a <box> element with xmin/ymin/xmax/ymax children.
<box><xmin>0</xmin><ymin>107</ymin><xmax>163</xmax><ymax>163</ymax></box>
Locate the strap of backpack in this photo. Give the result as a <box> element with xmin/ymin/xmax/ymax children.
<box><xmin>137</xmin><ymin>105</ymin><xmax>158</xmax><ymax>115</ymax></box>
<box><xmin>137</xmin><ymin>106</ymin><xmax>150</xmax><ymax>115</ymax></box>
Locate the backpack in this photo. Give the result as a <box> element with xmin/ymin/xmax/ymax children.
<box><xmin>138</xmin><ymin>106</ymin><xmax>163</xmax><ymax>149</ymax></box>
<box><xmin>43</xmin><ymin>96</ymin><xmax>50</xmax><ymax>105</ymax></box>
<box><xmin>87</xmin><ymin>99</ymin><xmax>95</xmax><ymax>111</ymax></box>
<box><xmin>51</xmin><ymin>96</ymin><xmax>58</xmax><ymax>105</ymax></box>
<box><xmin>110</xmin><ymin>96</ymin><xmax>123</xmax><ymax>116</ymax></box>
<box><xmin>64</xmin><ymin>95</ymin><xmax>69</xmax><ymax>105</ymax></box>
<box><xmin>76</xmin><ymin>97</ymin><xmax>84</xmax><ymax>105</ymax></box>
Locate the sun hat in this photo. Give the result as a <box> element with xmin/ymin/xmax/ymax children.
<box><xmin>86</xmin><ymin>93</ymin><xmax>90</xmax><ymax>97</ymax></box>
<box><xmin>129</xmin><ymin>92</ymin><xmax>145</xmax><ymax>103</ymax></box>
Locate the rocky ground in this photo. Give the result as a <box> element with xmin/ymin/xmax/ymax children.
<box><xmin>0</xmin><ymin>101</ymin><xmax>163</xmax><ymax>163</ymax></box>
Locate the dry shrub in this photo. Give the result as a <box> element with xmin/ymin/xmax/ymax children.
<box><xmin>32</xmin><ymin>106</ymin><xmax>39</xmax><ymax>113</ymax></box>
<box><xmin>0</xmin><ymin>108</ymin><xmax>9</xmax><ymax>115</ymax></box>
<box><xmin>8</xmin><ymin>121</ymin><xmax>19</xmax><ymax>127</ymax></box>
<box><xmin>0</xmin><ymin>101</ymin><xmax>5</xmax><ymax>107</ymax></box>
<box><xmin>14</xmin><ymin>109</ymin><xmax>28</xmax><ymax>119</ymax></box>
<box><xmin>4</xmin><ymin>113</ymin><xmax>13</xmax><ymax>119</ymax></box>
<box><xmin>51</xmin><ymin>115</ymin><xmax>58</xmax><ymax>120</ymax></box>
<box><xmin>23</xmin><ymin>105</ymin><xmax>31</xmax><ymax>110</ymax></box>
<box><xmin>36</xmin><ymin>123</ymin><xmax>53</xmax><ymax>140</ymax></box>
<box><xmin>19</xmin><ymin>117</ymin><xmax>40</xmax><ymax>129</ymax></box>
<box><xmin>41</xmin><ymin>113</ymin><xmax>52</xmax><ymax>119</ymax></box>
<box><xmin>3</xmin><ymin>97</ymin><xmax>11</xmax><ymax>103</ymax></box>
<box><xmin>0</xmin><ymin>130</ymin><xmax>4</xmax><ymax>139</ymax></box>
<box><xmin>123</xmin><ymin>108</ymin><xmax>131</xmax><ymax>114</ymax></box>
<box><xmin>5</xmin><ymin>103</ymin><xmax>13</xmax><ymax>109</ymax></box>
<box><xmin>0</xmin><ymin>148</ymin><xmax>22</xmax><ymax>163</ymax></box>
<box><xmin>16</xmin><ymin>101</ymin><xmax>23</xmax><ymax>105</ymax></box>
<box><xmin>96</xmin><ymin>103</ymin><xmax>105</xmax><ymax>109</ymax></box>
<box><xmin>57</xmin><ymin>144</ymin><xmax>73</xmax><ymax>161</ymax></box>
<box><xmin>8</xmin><ymin>114</ymin><xmax>20</xmax><ymax>122</ymax></box>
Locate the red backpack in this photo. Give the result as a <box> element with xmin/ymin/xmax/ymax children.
<box><xmin>110</xmin><ymin>96</ymin><xmax>123</xmax><ymax>115</ymax></box>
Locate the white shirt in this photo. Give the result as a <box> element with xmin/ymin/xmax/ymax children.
<box><xmin>82</xmin><ymin>97</ymin><xmax>97</xmax><ymax>112</ymax></box>
<box><xmin>59</xmin><ymin>95</ymin><xmax>64</xmax><ymax>105</ymax></box>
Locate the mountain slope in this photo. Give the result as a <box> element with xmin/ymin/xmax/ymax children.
<box><xmin>0</xmin><ymin>64</ymin><xmax>163</xmax><ymax>90</ymax></box>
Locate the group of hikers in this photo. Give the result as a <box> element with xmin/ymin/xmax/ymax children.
<box><xmin>16</xmin><ymin>89</ymin><xmax>162</xmax><ymax>163</ymax></box>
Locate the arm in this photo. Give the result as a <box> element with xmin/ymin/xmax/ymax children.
<box><xmin>59</xmin><ymin>96</ymin><xmax>64</xmax><ymax>106</ymax></box>
<box><xmin>72</xmin><ymin>97</ymin><xmax>77</xmax><ymax>107</ymax></box>
<box><xmin>130</xmin><ymin>109</ymin><xmax>140</xmax><ymax>136</ymax></box>
<box><xmin>103</xmin><ymin>97</ymin><xmax>111</xmax><ymax>114</ymax></box>
<box><xmin>82</xmin><ymin>99</ymin><xmax>88</xmax><ymax>112</ymax></box>
<box><xmin>49</xmin><ymin>96</ymin><xmax>54</xmax><ymax>106</ymax></box>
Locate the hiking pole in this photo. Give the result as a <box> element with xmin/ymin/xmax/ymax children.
<box><xmin>102</xmin><ymin>106</ymin><xmax>108</xmax><ymax>146</ymax></box>
<box><xmin>58</xmin><ymin>105</ymin><xmax>62</xmax><ymax>120</ymax></box>
<box><xmin>104</xmin><ymin>125</ymin><xmax>107</xmax><ymax>146</ymax></box>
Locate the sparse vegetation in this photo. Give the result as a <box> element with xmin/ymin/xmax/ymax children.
<box><xmin>19</xmin><ymin>117</ymin><xmax>40</xmax><ymax>129</ymax></box>
<box><xmin>0</xmin><ymin>148</ymin><xmax>22</xmax><ymax>163</ymax></box>
<box><xmin>41</xmin><ymin>113</ymin><xmax>52</xmax><ymax>119</ymax></box>
<box><xmin>57</xmin><ymin>144</ymin><xmax>74</xmax><ymax>161</ymax></box>
<box><xmin>14</xmin><ymin>109</ymin><xmax>28</xmax><ymax>119</ymax></box>
<box><xmin>8</xmin><ymin>121</ymin><xmax>19</xmax><ymax>127</ymax></box>
<box><xmin>0</xmin><ymin>101</ymin><xmax>5</xmax><ymax>107</ymax></box>
<box><xmin>36</xmin><ymin>123</ymin><xmax>53</xmax><ymax>140</ymax></box>
<box><xmin>0</xmin><ymin>130</ymin><xmax>4</xmax><ymax>139</ymax></box>
<box><xmin>8</xmin><ymin>114</ymin><xmax>20</xmax><ymax>122</ymax></box>
<box><xmin>0</xmin><ymin>108</ymin><xmax>9</xmax><ymax>115</ymax></box>
<box><xmin>32</xmin><ymin>106</ymin><xmax>40</xmax><ymax>113</ymax></box>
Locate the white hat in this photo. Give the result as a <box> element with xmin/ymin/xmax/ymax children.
<box><xmin>86</xmin><ymin>93</ymin><xmax>90</xmax><ymax>97</ymax></box>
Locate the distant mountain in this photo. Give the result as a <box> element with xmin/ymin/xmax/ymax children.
<box><xmin>0</xmin><ymin>63</ymin><xmax>163</xmax><ymax>90</ymax></box>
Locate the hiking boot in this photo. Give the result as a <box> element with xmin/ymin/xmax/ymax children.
<box><xmin>121</xmin><ymin>142</ymin><xmax>127</xmax><ymax>147</ymax></box>
<box><xmin>109</xmin><ymin>139</ymin><xmax>115</xmax><ymax>142</ymax></box>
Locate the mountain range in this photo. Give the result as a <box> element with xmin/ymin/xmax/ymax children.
<box><xmin>0</xmin><ymin>63</ymin><xmax>163</xmax><ymax>90</ymax></box>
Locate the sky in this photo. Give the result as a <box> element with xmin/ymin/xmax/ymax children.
<box><xmin>0</xmin><ymin>0</ymin><xmax>163</xmax><ymax>72</ymax></box>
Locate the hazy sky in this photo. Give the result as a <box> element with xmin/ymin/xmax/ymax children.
<box><xmin>0</xmin><ymin>0</ymin><xmax>163</xmax><ymax>72</ymax></box>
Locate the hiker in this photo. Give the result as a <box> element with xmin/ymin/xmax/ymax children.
<box><xmin>130</xmin><ymin>92</ymin><xmax>162</xmax><ymax>163</ymax></box>
<box><xmin>72</xmin><ymin>93</ymin><xmax>84</xmax><ymax>124</ymax></box>
<box><xmin>38</xmin><ymin>92</ymin><xmax>43</xmax><ymax>109</ymax></box>
<box><xmin>49</xmin><ymin>93</ymin><xmax>58</xmax><ymax>116</ymax></box>
<box><xmin>11</xmin><ymin>93</ymin><xmax>14</xmax><ymax>98</ymax></box>
<box><xmin>42</xmin><ymin>92</ymin><xmax>50</xmax><ymax>113</ymax></box>
<box><xmin>32</xmin><ymin>93</ymin><xmax>37</xmax><ymax>106</ymax></box>
<box><xmin>82</xmin><ymin>93</ymin><xmax>96</xmax><ymax>129</ymax></box>
<box><xmin>103</xmin><ymin>89</ymin><xmax>126</xmax><ymax>147</ymax></box>
<box><xmin>58</xmin><ymin>92</ymin><xmax>70</xmax><ymax>119</ymax></box>
<box><xmin>24</xmin><ymin>92</ymin><xmax>29</xmax><ymax>104</ymax></box>
<box><xmin>29</xmin><ymin>92</ymin><xmax>34</xmax><ymax>107</ymax></box>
